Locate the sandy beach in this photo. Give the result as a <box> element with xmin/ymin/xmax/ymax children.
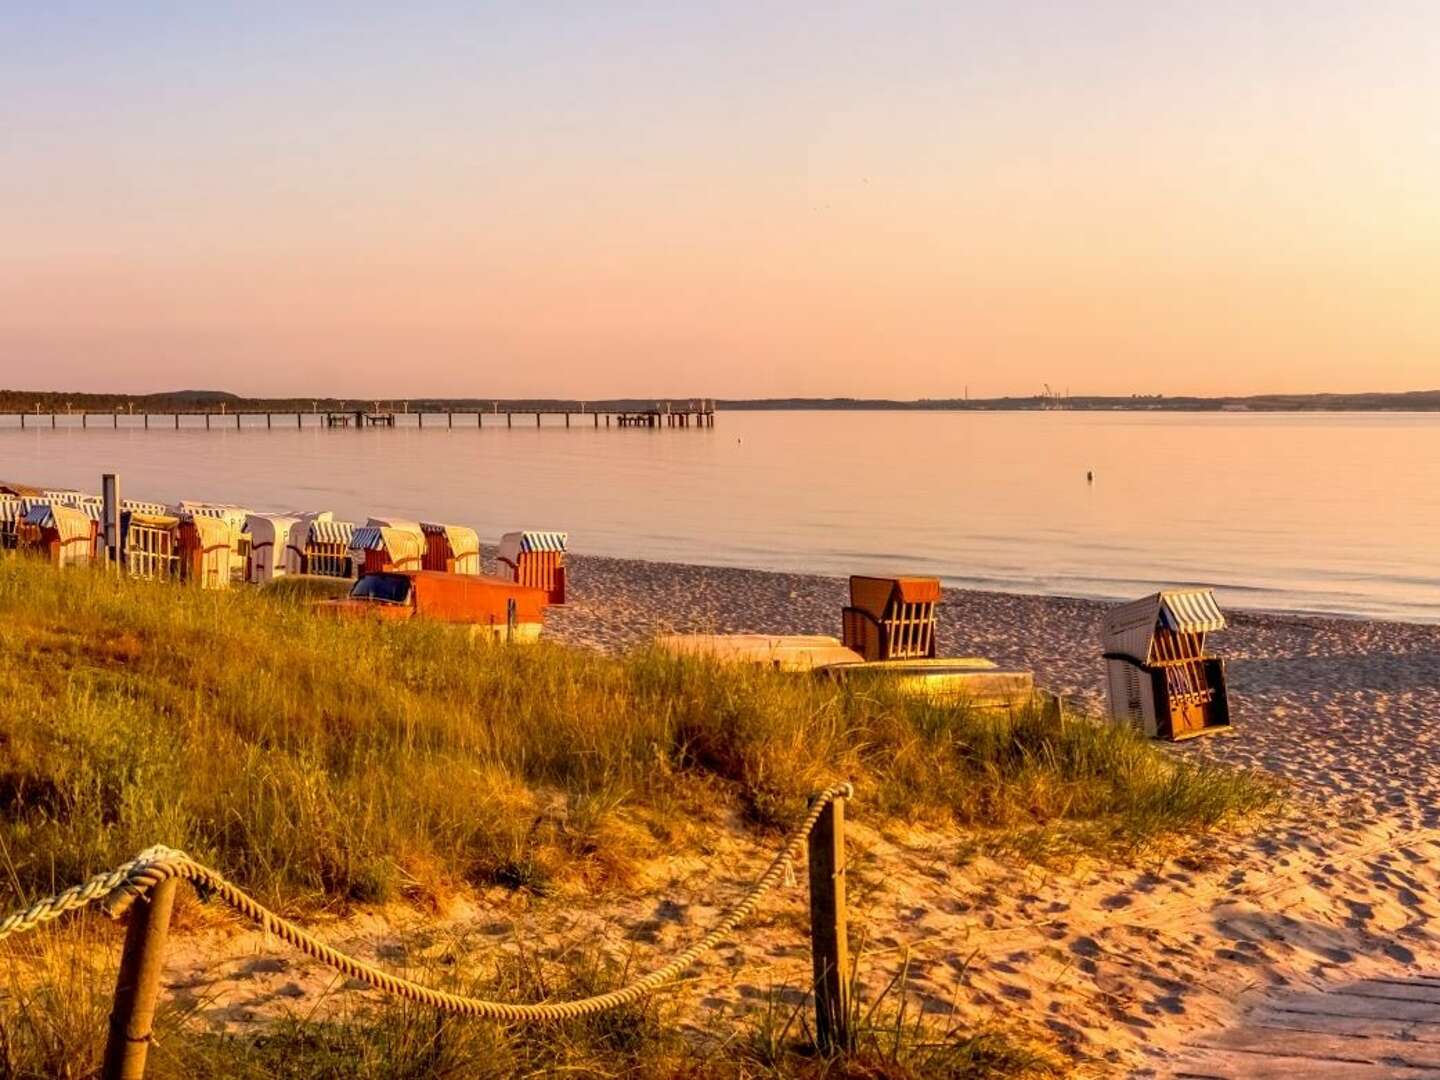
<box><xmin>142</xmin><ymin>553</ymin><xmax>1440</xmax><ymax>1075</ymax></box>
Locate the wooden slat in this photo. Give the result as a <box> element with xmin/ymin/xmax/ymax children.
<box><xmin>1251</xmin><ymin>1008</ymin><xmax>1440</xmax><ymax>1045</ymax></box>
<box><xmin>1341</xmin><ymin>982</ymin><xmax>1440</xmax><ymax>1006</ymax></box>
<box><xmin>1191</xmin><ymin>1025</ymin><xmax>1440</xmax><ymax>1067</ymax></box>
<box><xmin>1171</xmin><ymin>1050</ymin><xmax>1440</xmax><ymax>1079</ymax></box>
<box><xmin>1276</xmin><ymin>993</ymin><xmax>1440</xmax><ymax>1023</ymax></box>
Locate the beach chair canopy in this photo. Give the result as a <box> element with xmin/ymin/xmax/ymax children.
<box><xmin>422</xmin><ymin>522</ymin><xmax>478</xmax><ymax>551</ymax></box>
<box><xmin>285</xmin><ymin>510</ymin><xmax>334</xmax><ymax>525</ymax></box>
<box><xmin>1101</xmin><ymin>589</ymin><xmax>1226</xmax><ymax>665</ymax></box>
<box><xmin>22</xmin><ymin>503</ymin><xmax>93</xmax><ymax>544</ymax></box>
<box><xmin>243</xmin><ymin>513</ymin><xmax>301</xmax><ymax>548</ymax></box>
<box><xmin>497</xmin><ymin>530</ymin><xmax>568</xmax><ymax>563</ymax></box>
<box><xmin>0</xmin><ymin>496</ymin><xmax>20</xmax><ymax>526</ymax></box>
<box><xmin>123</xmin><ymin>511</ymin><xmax>179</xmax><ymax>531</ymax></box>
<box><xmin>308</xmin><ymin>519</ymin><xmax>355</xmax><ymax>546</ymax></box>
<box><xmin>186</xmin><ymin>513</ymin><xmax>234</xmax><ymax>550</ymax></box>
<box><xmin>175</xmin><ymin>502</ymin><xmax>251</xmax><ymax>535</ymax></box>
<box><xmin>422</xmin><ymin>522</ymin><xmax>482</xmax><ymax>573</ymax></box>
<box><xmin>349</xmin><ymin>523</ymin><xmax>425</xmax><ymax>566</ymax></box>
<box><xmin>846</xmin><ymin>576</ymin><xmax>941</xmax><ymax>620</ymax></box>
<box><xmin>121</xmin><ymin>499</ymin><xmax>169</xmax><ymax>516</ymax></box>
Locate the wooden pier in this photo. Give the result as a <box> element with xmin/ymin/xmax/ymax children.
<box><xmin>0</xmin><ymin>402</ymin><xmax>717</xmax><ymax>433</ymax></box>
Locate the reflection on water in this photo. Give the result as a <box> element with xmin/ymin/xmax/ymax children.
<box><xmin>2</xmin><ymin>410</ymin><xmax>1436</xmax><ymax>622</ymax></box>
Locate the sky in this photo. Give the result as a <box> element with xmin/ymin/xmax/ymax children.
<box><xmin>1</xmin><ymin>2</ymin><xmax>1436</xmax><ymax>399</ymax></box>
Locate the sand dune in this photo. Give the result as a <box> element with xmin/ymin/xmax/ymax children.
<box><xmin>149</xmin><ymin>556</ymin><xmax>1440</xmax><ymax>1073</ymax></box>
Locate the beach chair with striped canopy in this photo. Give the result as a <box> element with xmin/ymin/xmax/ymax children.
<box><xmin>496</xmin><ymin>530</ymin><xmax>568</xmax><ymax>604</ymax></box>
<box><xmin>0</xmin><ymin>495</ymin><xmax>21</xmax><ymax>550</ymax></box>
<box><xmin>348</xmin><ymin>520</ymin><xmax>426</xmax><ymax>575</ymax></box>
<box><xmin>841</xmin><ymin>576</ymin><xmax>940</xmax><ymax>661</ymax></box>
<box><xmin>304</xmin><ymin>519</ymin><xmax>356</xmax><ymax>578</ymax></box>
<box><xmin>1101</xmin><ymin>589</ymin><xmax>1231</xmax><ymax>740</ymax></box>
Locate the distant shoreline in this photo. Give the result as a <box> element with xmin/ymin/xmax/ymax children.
<box><xmin>2</xmin><ymin>388</ymin><xmax>1438</xmax><ymax>413</ymax></box>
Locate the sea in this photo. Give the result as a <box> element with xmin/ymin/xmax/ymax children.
<box><xmin>2</xmin><ymin>409</ymin><xmax>1437</xmax><ymax>623</ymax></box>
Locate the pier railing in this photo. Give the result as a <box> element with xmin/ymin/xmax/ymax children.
<box><xmin>0</xmin><ymin>401</ymin><xmax>718</xmax><ymax>432</ymax></box>
<box><xmin>0</xmin><ymin>784</ymin><xmax>852</xmax><ymax>1079</ymax></box>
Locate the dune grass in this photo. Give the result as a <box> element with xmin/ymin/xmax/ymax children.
<box><xmin>0</xmin><ymin>558</ymin><xmax>1281</xmax><ymax>1076</ymax></box>
<box><xmin>0</xmin><ymin>558</ymin><xmax>1281</xmax><ymax>907</ymax></box>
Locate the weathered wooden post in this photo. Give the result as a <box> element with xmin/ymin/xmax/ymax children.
<box><xmin>102</xmin><ymin>877</ymin><xmax>178</xmax><ymax>1080</ymax></box>
<box><xmin>808</xmin><ymin>786</ymin><xmax>852</xmax><ymax>1056</ymax></box>
<box><xmin>101</xmin><ymin>473</ymin><xmax>120</xmax><ymax>573</ymax></box>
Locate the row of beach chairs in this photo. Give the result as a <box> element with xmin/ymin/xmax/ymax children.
<box><xmin>0</xmin><ymin>486</ymin><xmax>567</xmax><ymax>603</ymax></box>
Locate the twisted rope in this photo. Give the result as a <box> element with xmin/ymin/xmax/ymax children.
<box><xmin>0</xmin><ymin>784</ymin><xmax>853</xmax><ymax>1022</ymax></box>
<box><xmin>0</xmin><ymin>848</ymin><xmax>170</xmax><ymax>944</ymax></box>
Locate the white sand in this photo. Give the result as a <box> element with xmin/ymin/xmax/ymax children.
<box><xmin>164</xmin><ymin>556</ymin><xmax>1440</xmax><ymax>1073</ymax></box>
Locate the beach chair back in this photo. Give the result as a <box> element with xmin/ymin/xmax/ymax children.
<box><xmin>841</xmin><ymin>576</ymin><xmax>940</xmax><ymax>661</ymax></box>
<box><xmin>121</xmin><ymin>512</ymin><xmax>179</xmax><ymax>580</ymax></box>
<box><xmin>496</xmin><ymin>531</ymin><xmax>568</xmax><ymax>604</ymax></box>
<box><xmin>304</xmin><ymin>520</ymin><xmax>356</xmax><ymax>578</ymax></box>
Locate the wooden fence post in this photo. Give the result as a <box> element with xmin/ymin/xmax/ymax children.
<box><xmin>102</xmin><ymin>878</ymin><xmax>178</xmax><ymax>1080</ymax></box>
<box><xmin>808</xmin><ymin>789</ymin><xmax>852</xmax><ymax>1056</ymax></box>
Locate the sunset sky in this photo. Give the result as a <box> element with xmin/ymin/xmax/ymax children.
<box><xmin>1</xmin><ymin>3</ymin><xmax>1435</xmax><ymax>399</ymax></box>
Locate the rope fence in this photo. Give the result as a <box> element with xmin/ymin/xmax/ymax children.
<box><xmin>0</xmin><ymin>783</ymin><xmax>855</xmax><ymax>1079</ymax></box>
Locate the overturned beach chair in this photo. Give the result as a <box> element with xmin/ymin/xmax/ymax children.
<box><xmin>841</xmin><ymin>576</ymin><xmax>939</xmax><ymax>661</ymax></box>
<box><xmin>1102</xmin><ymin>589</ymin><xmax>1232</xmax><ymax>740</ymax></box>
<box><xmin>422</xmin><ymin>522</ymin><xmax>482</xmax><ymax>575</ymax></box>
<box><xmin>658</xmin><ymin>634</ymin><xmax>866</xmax><ymax>672</ymax></box>
<box><xmin>497</xmin><ymin>530</ymin><xmax>567</xmax><ymax>604</ymax></box>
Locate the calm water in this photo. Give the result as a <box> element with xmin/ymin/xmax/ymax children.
<box><xmin>2</xmin><ymin>411</ymin><xmax>1437</xmax><ymax>622</ymax></box>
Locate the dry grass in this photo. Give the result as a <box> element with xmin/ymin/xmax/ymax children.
<box><xmin>0</xmin><ymin>560</ymin><xmax>1280</xmax><ymax>909</ymax></box>
<box><xmin>0</xmin><ymin>922</ymin><xmax>1062</xmax><ymax>1080</ymax></box>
